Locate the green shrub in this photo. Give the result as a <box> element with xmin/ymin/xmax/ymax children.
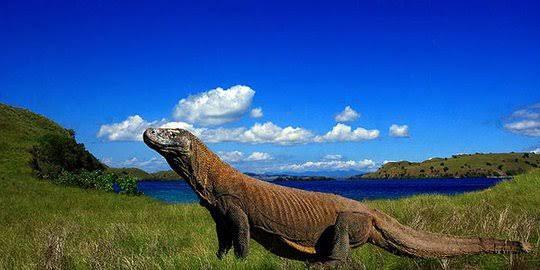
<box><xmin>117</xmin><ymin>174</ymin><xmax>140</xmax><ymax>195</ymax></box>
<box><xmin>29</xmin><ymin>131</ymin><xmax>104</xmax><ymax>179</ymax></box>
<box><xmin>52</xmin><ymin>171</ymin><xmax>140</xmax><ymax>195</ymax></box>
<box><xmin>54</xmin><ymin>170</ymin><xmax>114</xmax><ymax>192</ymax></box>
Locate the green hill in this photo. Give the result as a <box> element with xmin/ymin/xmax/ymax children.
<box><xmin>106</xmin><ymin>167</ymin><xmax>153</xmax><ymax>179</ymax></box>
<box><xmin>362</xmin><ymin>153</ymin><xmax>540</xmax><ymax>179</ymax></box>
<box><xmin>149</xmin><ymin>170</ymin><xmax>180</xmax><ymax>180</ymax></box>
<box><xmin>0</xmin><ymin>103</ymin><xmax>71</xmax><ymax>179</ymax></box>
<box><xmin>1</xmin><ymin>103</ymin><xmax>539</xmax><ymax>269</ymax></box>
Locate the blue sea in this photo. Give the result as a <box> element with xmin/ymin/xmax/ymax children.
<box><xmin>137</xmin><ymin>178</ymin><xmax>503</xmax><ymax>204</ymax></box>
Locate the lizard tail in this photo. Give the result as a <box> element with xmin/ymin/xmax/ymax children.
<box><xmin>368</xmin><ymin>209</ymin><xmax>532</xmax><ymax>258</ymax></box>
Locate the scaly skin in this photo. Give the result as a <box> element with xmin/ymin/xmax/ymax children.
<box><xmin>143</xmin><ymin>128</ymin><xmax>531</xmax><ymax>264</ymax></box>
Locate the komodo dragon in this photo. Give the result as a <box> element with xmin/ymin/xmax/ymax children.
<box><xmin>143</xmin><ymin>128</ymin><xmax>531</xmax><ymax>264</ymax></box>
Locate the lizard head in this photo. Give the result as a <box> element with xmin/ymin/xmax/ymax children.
<box><xmin>143</xmin><ymin>128</ymin><xmax>193</xmax><ymax>157</ymax></box>
<box><xmin>143</xmin><ymin>128</ymin><xmax>198</xmax><ymax>180</ymax></box>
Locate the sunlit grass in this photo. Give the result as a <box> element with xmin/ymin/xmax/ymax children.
<box><xmin>1</xmin><ymin>166</ymin><xmax>539</xmax><ymax>269</ymax></box>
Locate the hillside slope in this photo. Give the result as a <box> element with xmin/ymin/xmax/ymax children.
<box><xmin>106</xmin><ymin>167</ymin><xmax>153</xmax><ymax>179</ymax></box>
<box><xmin>0</xmin><ymin>103</ymin><xmax>70</xmax><ymax>179</ymax></box>
<box><xmin>362</xmin><ymin>153</ymin><xmax>540</xmax><ymax>179</ymax></box>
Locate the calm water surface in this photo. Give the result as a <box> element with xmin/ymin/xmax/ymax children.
<box><xmin>137</xmin><ymin>178</ymin><xmax>503</xmax><ymax>204</ymax></box>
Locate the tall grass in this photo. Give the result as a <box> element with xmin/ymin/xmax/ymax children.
<box><xmin>1</xmin><ymin>166</ymin><xmax>539</xmax><ymax>269</ymax></box>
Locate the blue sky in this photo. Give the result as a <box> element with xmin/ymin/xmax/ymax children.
<box><xmin>1</xmin><ymin>1</ymin><xmax>539</xmax><ymax>173</ymax></box>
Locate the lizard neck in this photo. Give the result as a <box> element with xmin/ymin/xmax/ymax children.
<box><xmin>169</xmin><ymin>139</ymin><xmax>246</xmax><ymax>206</ymax></box>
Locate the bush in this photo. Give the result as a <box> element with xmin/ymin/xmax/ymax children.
<box><xmin>29</xmin><ymin>131</ymin><xmax>104</xmax><ymax>179</ymax></box>
<box><xmin>54</xmin><ymin>170</ymin><xmax>114</xmax><ymax>192</ymax></box>
<box><xmin>53</xmin><ymin>171</ymin><xmax>140</xmax><ymax>195</ymax></box>
<box><xmin>117</xmin><ymin>174</ymin><xmax>140</xmax><ymax>195</ymax></box>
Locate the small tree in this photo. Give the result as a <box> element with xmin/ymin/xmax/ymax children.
<box><xmin>29</xmin><ymin>132</ymin><xmax>104</xmax><ymax>179</ymax></box>
<box><xmin>117</xmin><ymin>175</ymin><xmax>140</xmax><ymax>195</ymax></box>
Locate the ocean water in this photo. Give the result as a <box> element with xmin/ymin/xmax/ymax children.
<box><xmin>137</xmin><ymin>178</ymin><xmax>503</xmax><ymax>204</ymax></box>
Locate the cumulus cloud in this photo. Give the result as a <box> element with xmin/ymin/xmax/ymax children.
<box><xmin>531</xmin><ymin>148</ymin><xmax>540</xmax><ymax>154</ymax></box>
<box><xmin>99</xmin><ymin>118</ymin><xmax>381</xmax><ymax>145</ymax></box>
<box><xmin>277</xmin><ymin>159</ymin><xmax>376</xmax><ymax>172</ymax></box>
<box><xmin>118</xmin><ymin>156</ymin><xmax>166</xmax><ymax>171</ymax></box>
<box><xmin>97</xmin><ymin>115</ymin><xmax>200</xmax><ymax>141</ymax></box>
<box><xmin>389</xmin><ymin>124</ymin><xmax>410</xmax><ymax>137</ymax></box>
<box><xmin>217</xmin><ymin>151</ymin><xmax>245</xmax><ymax>163</ymax></box>
<box><xmin>97</xmin><ymin>115</ymin><xmax>157</xmax><ymax>141</ymax></box>
<box><xmin>315</xmin><ymin>123</ymin><xmax>379</xmax><ymax>142</ymax></box>
<box><xmin>173</xmin><ymin>85</ymin><xmax>255</xmax><ymax>126</ymax></box>
<box><xmin>245</xmin><ymin>152</ymin><xmax>273</xmax><ymax>161</ymax></box>
<box><xmin>250</xmin><ymin>107</ymin><xmax>263</xmax><ymax>118</ymax></box>
<box><xmin>334</xmin><ymin>106</ymin><xmax>360</xmax><ymax>122</ymax></box>
<box><xmin>217</xmin><ymin>151</ymin><xmax>272</xmax><ymax>163</ymax></box>
<box><xmin>123</xmin><ymin>157</ymin><xmax>165</xmax><ymax>167</ymax></box>
<box><xmin>239</xmin><ymin>122</ymin><xmax>314</xmax><ymax>145</ymax></box>
<box><xmin>323</xmin><ymin>154</ymin><xmax>342</xmax><ymax>160</ymax></box>
<box><xmin>98</xmin><ymin>116</ymin><xmax>314</xmax><ymax>145</ymax></box>
<box><xmin>505</xmin><ymin>120</ymin><xmax>540</xmax><ymax>136</ymax></box>
<box><xmin>504</xmin><ymin>103</ymin><xmax>540</xmax><ymax>137</ymax></box>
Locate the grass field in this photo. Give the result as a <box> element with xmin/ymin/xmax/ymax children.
<box><xmin>1</xmin><ymin>103</ymin><xmax>539</xmax><ymax>269</ymax></box>
<box><xmin>2</xmin><ymin>168</ymin><xmax>539</xmax><ymax>269</ymax></box>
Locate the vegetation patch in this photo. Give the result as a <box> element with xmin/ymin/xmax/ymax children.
<box><xmin>362</xmin><ymin>153</ymin><xmax>540</xmax><ymax>179</ymax></box>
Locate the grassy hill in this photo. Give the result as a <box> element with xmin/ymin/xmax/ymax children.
<box><xmin>149</xmin><ymin>170</ymin><xmax>179</xmax><ymax>180</ymax></box>
<box><xmin>0</xmin><ymin>103</ymin><xmax>71</xmax><ymax>180</ymax></box>
<box><xmin>362</xmin><ymin>153</ymin><xmax>540</xmax><ymax>179</ymax></box>
<box><xmin>106</xmin><ymin>167</ymin><xmax>153</xmax><ymax>179</ymax></box>
<box><xmin>1</xmin><ymin>103</ymin><xmax>539</xmax><ymax>269</ymax></box>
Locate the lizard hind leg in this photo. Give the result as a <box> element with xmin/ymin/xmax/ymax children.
<box><xmin>320</xmin><ymin>212</ymin><xmax>373</xmax><ymax>265</ymax></box>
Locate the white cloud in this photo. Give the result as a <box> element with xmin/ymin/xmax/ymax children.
<box><xmin>315</xmin><ymin>123</ymin><xmax>379</xmax><ymax>142</ymax></box>
<box><xmin>278</xmin><ymin>159</ymin><xmax>376</xmax><ymax>172</ymax></box>
<box><xmin>323</xmin><ymin>154</ymin><xmax>342</xmax><ymax>160</ymax></box>
<box><xmin>531</xmin><ymin>148</ymin><xmax>540</xmax><ymax>154</ymax></box>
<box><xmin>334</xmin><ymin>106</ymin><xmax>360</xmax><ymax>122</ymax></box>
<box><xmin>121</xmin><ymin>156</ymin><xmax>166</xmax><ymax>170</ymax></box>
<box><xmin>98</xmin><ymin>116</ymin><xmax>314</xmax><ymax>145</ymax></box>
<box><xmin>389</xmin><ymin>124</ymin><xmax>410</xmax><ymax>137</ymax></box>
<box><xmin>512</xmin><ymin>109</ymin><xmax>540</xmax><ymax>119</ymax></box>
<box><xmin>123</xmin><ymin>157</ymin><xmax>139</xmax><ymax>166</ymax></box>
<box><xmin>250</xmin><ymin>107</ymin><xmax>263</xmax><ymax>118</ymax></box>
<box><xmin>97</xmin><ymin>115</ymin><xmax>200</xmax><ymax>141</ymax></box>
<box><xmin>218</xmin><ymin>151</ymin><xmax>272</xmax><ymax>163</ymax></box>
<box><xmin>382</xmin><ymin>160</ymin><xmax>395</xmax><ymax>165</ymax></box>
<box><xmin>239</xmin><ymin>122</ymin><xmax>314</xmax><ymax>145</ymax></box>
<box><xmin>101</xmin><ymin>157</ymin><xmax>113</xmax><ymax>166</ymax></box>
<box><xmin>218</xmin><ymin>151</ymin><xmax>245</xmax><ymax>163</ymax></box>
<box><xmin>97</xmin><ymin>115</ymin><xmax>156</xmax><ymax>141</ymax></box>
<box><xmin>504</xmin><ymin>103</ymin><xmax>540</xmax><ymax>137</ymax></box>
<box><xmin>504</xmin><ymin>120</ymin><xmax>540</xmax><ymax>136</ymax></box>
<box><xmin>245</xmin><ymin>152</ymin><xmax>273</xmax><ymax>161</ymax></box>
<box><xmin>99</xmin><ymin>119</ymin><xmax>381</xmax><ymax>145</ymax></box>
<box><xmin>173</xmin><ymin>85</ymin><xmax>255</xmax><ymax>126</ymax></box>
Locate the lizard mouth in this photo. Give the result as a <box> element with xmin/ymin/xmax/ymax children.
<box><xmin>143</xmin><ymin>128</ymin><xmax>161</xmax><ymax>150</ymax></box>
<box><xmin>143</xmin><ymin>128</ymin><xmax>190</xmax><ymax>157</ymax></box>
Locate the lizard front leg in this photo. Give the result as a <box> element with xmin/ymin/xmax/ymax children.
<box><xmin>209</xmin><ymin>208</ymin><xmax>233</xmax><ymax>259</ymax></box>
<box><xmin>226</xmin><ymin>203</ymin><xmax>250</xmax><ymax>259</ymax></box>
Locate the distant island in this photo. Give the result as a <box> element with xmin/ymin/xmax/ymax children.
<box><xmin>359</xmin><ymin>153</ymin><xmax>539</xmax><ymax>179</ymax></box>
<box><xmin>245</xmin><ymin>173</ymin><xmax>333</xmax><ymax>182</ymax></box>
<box><xmin>106</xmin><ymin>168</ymin><xmax>335</xmax><ymax>182</ymax></box>
<box><xmin>107</xmin><ymin>153</ymin><xmax>540</xmax><ymax>181</ymax></box>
